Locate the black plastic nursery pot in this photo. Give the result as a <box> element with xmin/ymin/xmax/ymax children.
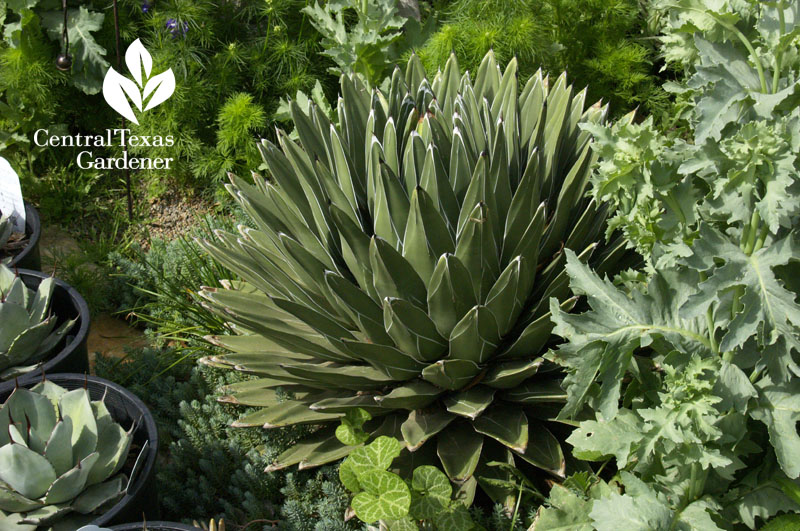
<box><xmin>9</xmin><ymin>269</ymin><xmax>91</xmax><ymax>379</ymax></box>
<box><xmin>7</xmin><ymin>202</ymin><xmax>42</xmax><ymax>271</ymax></box>
<box><xmin>0</xmin><ymin>374</ymin><xmax>160</xmax><ymax>526</ymax></box>
<box><xmin>110</xmin><ymin>522</ymin><xmax>203</xmax><ymax>531</ymax></box>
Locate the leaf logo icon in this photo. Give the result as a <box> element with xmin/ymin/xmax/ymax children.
<box><xmin>102</xmin><ymin>39</ymin><xmax>175</xmax><ymax>125</ymax></box>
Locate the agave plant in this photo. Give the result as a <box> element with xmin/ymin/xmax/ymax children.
<box><xmin>198</xmin><ymin>51</ymin><xmax>628</xmax><ymax>504</ymax></box>
<box><xmin>0</xmin><ymin>265</ymin><xmax>77</xmax><ymax>379</ymax></box>
<box><xmin>0</xmin><ymin>380</ymin><xmax>134</xmax><ymax>529</ymax></box>
<box><xmin>0</xmin><ymin>214</ymin><xmax>24</xmax><ymax>265</ymax></box>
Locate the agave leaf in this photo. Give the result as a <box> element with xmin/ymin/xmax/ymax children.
<box><xmin>291</xmin><ymin>100</ymin><xmax>329</xmax><ymax>165</ymax></box>
<box><xmin>500</xmin><ymin>297</ymin><xmax>578</xmax><ymax>360</ymax></box>
<box><xmin>437</xmin><ymin>423</ymin><xmax>483</xmax><ymax>482</ymax></box>
<box><xmin>419</xmin><ymin>145</ymin><xmax>460</xmax><ymax>229</ymax></box>
<box><xmin>18</xmin><ymin>503</ymin><xmax>72</xmax><ymax>525</ymax></box>
<box><xmin>0</xmin><ymin>443</ymin><xmax>57</xmax><ymax>500</ymax></box>
<box><xmin>503</xmin><ymin>155</ymin><xmax>543</xmax><ymax>262</ymax></box>
<box><xmin>513</xmin><ymin>422</ymin><xmax>565</xmax><ymax>477</ymax></box>
<box><xmin>3</xmin><ymin>318</ymin><xmax>59</xmax><ymax>368</ymax></box>
<box><xmin>401</xmin><ymin>410</ymin><xmax>456</xmax><ymax>451</ymax></box>
<box><xmin>485</xmin><ymin>257</ymin><xmax>527</xmax><ymax>336</ymax></box>
<box><xmin>328</xmin><ymin>125</ymin><xmax>363</xmax><ymax>220</ymax></box>
<box><xmin>421</xmin><ymin>359</ymin><xmax>481</xmax><ymax>390</ymax></box>
<box><xmin>272</xmin><ymin>298</ymin><xmax>357</xmax><ymax>350</ymax></box>
<box><xmin>257</xmin><ymin>142</ymin><xmax>315</xmax><ymax>230</ymax></box>
<box><xmin>44</xmin><ymin>451</ymin><xmax>99</xmax><ymax>504</ymax></box>
<box><xmin>402</xmin><ymin>189</ymin><xmax>439</xmax><ymax>284</ymax></box>
<box><xmin>483</xmin><ymin>358</ymin><xmax>545</xmax><ymax>389</ymax></box>
<box><xmin>341</xmin><ymin>340</ymin><xmax>426</xmax><ymax>380</ymax></box>
<box><xmin>71</xmin><ymin>475</ymin><xmax>125</xmax><ymax>515</ymax></box>
<box><xmin>91</xmin><ymin>400</ymin><xmax>112</xmax><ymax>438</ymax></box>
<box><xmin>205</xmin><ymin>333</ymin><xmax>283</xmax><ymax>353</ymax></box>
<box><xmin>505</xmin><ymin>203</ymin><xmax>546</xmax><ymax>286</ymax></box>
<box><xmin>455</xmin><ymin>202</ymin><xmax>501</xmax><ymax>301</ymax></box>
<box><xmin>0</xmin><ymin>388</ymin><xmax>57</xmax><ymax>451</ymax></box>
<box><xmin>58</xmin><ymin>390</ymin><xmax>99</xmax><ymax>464</ymax></box>
<box><xmin>427</xmin><ymin>254</ymin><xmax>477</xmax><ymax>338</ymax></box>
<box><xmin>3</xmin><ymin>277</ymin><xmax>28</xmax><ymax>308</ymax></box>
<box><xmin>0</xmin><ymin>303</ymin><xmax>31</xmax><ymax>353</ymax></box>
<box><xmin>86</xmin><ymin>421</ymin><xmax>133</xmax><ymax>486</ymax></box>
<box><xmin>448</xmin><ymin>306</ymin><xmax>500</xmax><ymax>365</ymax></box>
<box><xmin>501</xmin><ymin>379</ymin><xmax>567</xmax><ymax>404</ymax></box>
<box><xmin>449</xmin><ymin>128</ymin><xmax>474</xmax><ymax>203</ymax></box>
<box><xmin>540</xmin><ymin>142</ymin><xmax>595</xmax><ymax>259</ymax></box>
<box><xmin>489</xmin><ymin>117</ymin><xmax>512</xmax><ymax>226</ymax></box>
<box><xmin>325</xmin><ymin>273</ymin><xmax>393</xmax><ymax>346</ymax></box>
<box><xmin>382</xmin><ymin>119</ymin><xmax>400</xmax><ymax>176</ymax></box>
<box><xmin>298</xmin><ymin>433</ymin><xmax>354</xmax><ymax>470</ymax></box>
<box><xmin>443</xmin><ymin>387</ymin><xmax>496</xmax><ymax>420</ymax></box>
<box><xmin>232</xmin><ymin>400</ymin><xmax>341</xmax><ymax>428</ymax></box>
<box><xmin>473</xmin><ymin>406</ymin><xmax>529</xmax><ymax>453</ymax></box>
<box><xmin>455</xmin><ymin>154</ymin><xmax>489</xmax><ymax>239</ymax></box>
<box><xmin>30</xmin><ymin>317</ymin><xmax>77</xmax><ymax>364</ymax></box>
<box><xmin>370</xmin><ymin>238</ymin><xmax>427</xmax><ymax>309</ymax></box>
<box><xmin>473</xmin><ymin>49</ymin><xmax>500</xmax><ymax>103</ymax></box>
<box><xmin>266</xmin><ymin>427</ymin><xmax>343</xmax><ymax>472</ymax></box>
<box><xmin>374</xmin><ymin>381</ymin><xmax>442</xmax><ymax>410</ymax></box>
<box><xmin>281</xmin><ymin>363</ymin><xmax>398</xmax><ymax>390</ymax></box>
<box><xmin>309</xmin><ymin>394</ymin><xmax>387</xmax><ymax>414</ymax></box>
<box><xmin>29</xmin><ymin>381</ymin><xmax>67</xmax><ymax>404</ymax></box>
<box><xmin>330</xmin><ymin>205</ymin><xmax>377</xmax><ymax>299</ymax></box>
<box><xmin>29</xmin><ymin>277</ymin><xmax>55</xmax><ymax>322</ymax></box>
<box><xmin>0</xmin><ymin>481</ymin><xmax>43</xmax><ymax>512</ymax></box>
<box><xmin>383</xmin><ymin>298</ymin><xmax>446</xmax><ymax>362</ymax></box>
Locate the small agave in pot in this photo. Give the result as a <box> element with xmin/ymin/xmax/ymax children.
<box><xmin>0</xmin><ymin>215</ymin><xmax>26</xmax><ymax>266</ymax></box>
<box><xmin>0</xmin><ymin>264</ymin><xmax>77</xmax><ymax>379</ymax></box>
<box><xmin>0</xmin><ymin>380</ymin><xmax>134</xmax><ymax>530</ymax></box>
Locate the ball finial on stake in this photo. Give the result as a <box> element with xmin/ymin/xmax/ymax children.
<box><xmin>55</xmin><ymin>52</ymin><xmax>72</xmax><ymax>71</ymax></box>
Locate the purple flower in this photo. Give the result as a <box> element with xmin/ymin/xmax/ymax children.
<box><xmin>141</xmin><ymin>2</ymin><xmax>150</xmax><ymax>13</ymax></box>
<box><xmin>165</xmin><ymin>18</ymin><xmax>188</xmax><ymax>38</ymax></box>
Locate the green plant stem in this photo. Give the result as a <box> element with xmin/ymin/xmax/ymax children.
<box><xmin>753</xmin><ymin>223</ymin><xmax>769</xmax><ymax>254</ymax></box>
<box><xmin>733</xmin><ymin>210</ymin><xmax>762</xmax><ymax>316</ymax></box>
<box><xmin>680</xmin><ymin>7</ymin><xmax>769</xmax><ymax>93</ymax></box>
<box><xmin>743</xmin><ymin>210</ymin><xmax>761</xmax><ymax>256</ymax></box>
<box><xmin>772</xmin><ymin>1</ymin><xmax>787</xmax><ymax>93</ymax></box>
<box><xmin>698</xmin><ymin>271</ymin><xmax>718</xmax><ymax>354</ymax></box>
<box><xmin>509</xmin><ymin>483</ymin><xmax>524</xmax><ymax>531</ymax></box>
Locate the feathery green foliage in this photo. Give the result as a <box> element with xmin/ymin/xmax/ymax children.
<box><xmin>416</xmin><ymin>0</ymin><xmax>668</xmax><ymax>116</ymax></box>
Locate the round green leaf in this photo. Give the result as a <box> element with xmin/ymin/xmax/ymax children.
<box><xmin>352</xmin><ymin>469</ymin><xmax>411</xmax><ymax>523</ymax></box>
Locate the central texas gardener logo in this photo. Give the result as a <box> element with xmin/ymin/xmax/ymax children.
<box><xmin>102</xmin><ymin>39</ymin><xmax>175</xmax><ymax>125</ymax></box>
